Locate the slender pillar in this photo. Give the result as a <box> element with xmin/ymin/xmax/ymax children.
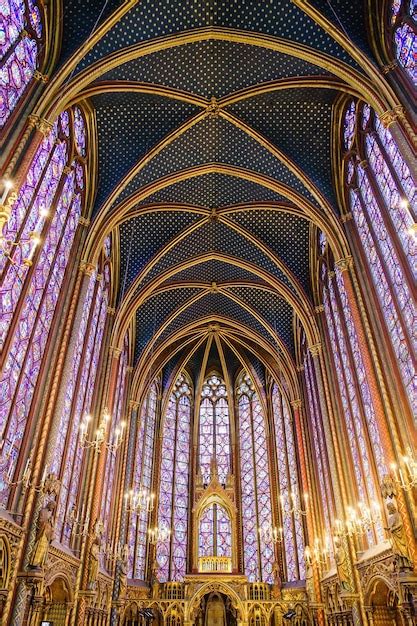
<box><xmin>291</xmin><ymin>399</ymin><xmax>324</xmax><ymax>626</ymax></box>
<box><xmin>110</xmin><ymin>401</ymin><xmax>139</xmax><ymax>626</ymax></box>
<box><xmin>379</xmin><ymin>106</ymin><xmax>417</xmax><ymax>182</ymax></box>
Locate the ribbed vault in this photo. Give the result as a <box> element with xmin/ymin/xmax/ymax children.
<box><xmin>44</xmin><ymin>0</ymin><xmax>401</xmax><ymax>395</ymax></box>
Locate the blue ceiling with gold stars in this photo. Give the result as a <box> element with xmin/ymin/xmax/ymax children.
<box><xmin>60</xmin><ymin>0</ymin><xmax>376</xmax><ymax>376</ymax></box>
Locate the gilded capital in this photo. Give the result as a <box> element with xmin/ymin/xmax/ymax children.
<box><xmin>109</xmin><ymin>345</ymin><xmax>122</xmax><ymax>357</ymax></box>
<box><xmin>296</xmin><ymin>364</ymin><xmax>305</xmax><ymax>372</ymax></box>
<box><xmin>36</xmin><ymin>117</ymin><xmax>54</xmax><ymax>136</ymax></box>
<box><xmin>129</xmin><ymin>400</ymin><xmax>140</xmax><ymax>410</ymax></box>
<box><xmin>291</xmin><ymin>399</ymin><xmax>302</xmax><ymax>409</ymax></box>
<box><xmin>33</xmin><ymin>70</ymin><xmax>49</xmax><ymax>83</ymax></box>
<box><xmin>308</xmin><ymin>343</ymin><xmax>322</xmax><ymax>357</ymax></box>
<box><xmin>315</xmin><ymin>305</ymin><xmax>324</xmax><ymax>314</ymax></box>
<box><xmin>335</xmin><ymin>256</ymin><xmax>353</xmax><ymax>273</ymax></box>
<box><xmin>341</xmin><ymin>212</ymin><xmax>353</xmax><ymax>223</ymax></box>
<box><xmin>107</xmin><ymin>306</ymin><xmax>116</xmax><ymax>315</ymax></box>
<box><xmin>382</xmin><ymin>61</ymin><xmax>397</xmax><ymax>74</ymax></box>
<box><xmin>78</xmin><ymin>217</ymin><xmax>90</xmax><ymax>228</ymax></box>
<box><xmin>79</xmin><ymin>261</ymin><xmax>96</xmax><ymax>276</ymax></box>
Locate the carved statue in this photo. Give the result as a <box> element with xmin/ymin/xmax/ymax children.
<box><xmin>88</xmin><ymin>520</ymin><xmax>103</xmax><ymax>590</ymax></box>
<box><xmin>29</xmin><ymin>500</ymin><xmax>55</xmax><ymax>569</ymax></box>
<box><xmin>88</xmin><ymin>539</ymin><xmax>100</xmax><ymax>590</ymax></box>
<box><xmin>333</xmin><ymin>535</ymin><xmax>353</xmax><ymax>593</ymax></box>
<box><xmin>117</xmin><ymin>543</ymin><xmax>129</xmax><ymax>599</ymax></box>
<box><xmin>151</xmin><ymin>557</ymin><xmax>160</xmax><ymax>599</ymax></box>
<box><xmin>305</xmin><ymin>561</ymin><xmax>315</xmax><ymax>601</ymax></box>
<box><xmin>271</xmin><ymin>561</ymin><xmax>282</xmax><ymax>599</ymax></box>
<box><xmin>386</xmin><ymin>500</ymin><xmax>413</xmax><ymax>570</ymax></box>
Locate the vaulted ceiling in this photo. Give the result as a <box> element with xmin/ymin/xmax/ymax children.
<box><xmin>54</xmin><ymin>0</ymin><xmax>382</xmax><ymax>391</ymax></box>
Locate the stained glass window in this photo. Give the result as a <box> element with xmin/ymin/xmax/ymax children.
<box><xmin>1</xmin><ymin>0</ymin><xmax>44</xmax><ymax>128</ymax></box>
<box><xmin>198</xmin><ymin>504</ymin><xmax>232</xmax><ymax>558</ymax></box>
<box><xmin>238</xmin><ymin>372</ymin><xmax>274</xmax><ymax>583</ymax></box>
<box><xmin>391</xmin><ymin>0</ymin><xmax>417</xmax><ymax>84</ymax></box>
<box><xmin>157</xmin><ymin>373</ymin><xmax>191</xmax><ymax>582</ymax></box>
<box><xmin>343</xmin><ymin>102</ymin><xmax>416</xmax><ymax>419</ymax></box>
<box><xmin>322</xmin><ymin>265</ymin><xmax>384</xmax><ymax>545</ymax></box>
<box><xmin>272</xmin><ymin>384</ymin><xmax>306</xmax><ymax>581</ymax></box>
<box><xmin>303</xmin><ymin>353</ymin><xmax>334</xmax><ymax>549</ymax></box>
<box><xmin>127</xmin><ymin>382</ymin><xmax>158</xmax><ymax>579</ymax></box>
<box><xmin>52</xmin><ymin>258</ymin><xmax>110</xmax><ymax>545</ymax></box>
<box><xmin>0</xmin><ymin>108</ymin><xmax>87</xmax><ymax>508</ymax></box>
<box><xmin>101</xmin><ymin>336</ymin><xmax>129</xmax><ymax>566</ymax></box>
<box><xmin>199</xmin><ymin>374</ymin><xmax>230</xmax><ymax>484</ymax></box>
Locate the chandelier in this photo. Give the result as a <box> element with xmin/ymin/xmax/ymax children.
<box><xmin>0</xmin><ymin>178</ymin><xmax>48</xmax><ymax>266</ymax></box>
<box><xmin>305</xmin><ymin>536</ymin><xmax>330</xmax><ymax>566</ymax></box>
<box><xmin>79</xmin><ymin>409</ymin><xmax>125</xmax><ymax>452</ymax></box>
<box><xmin>389</xmin><ymin>448</ymin><xmax>417</xmax><ymax>492</ymax></box>
<box><xmin>334</xmin><ymin>500</ymin><xmax>382</xmax><ymax>538</ymax></box>
<box><xmin>148</xmin><ymin>525</ymin><xmax>171</xmax><ymax>545</ymax></box>
<box><xmin>258</xmin><ymin>524</ymin><xmax>283</xmax><ymax>545</ymax></box>
<box><xmin>124</xmin><ymin>488</ymin><xmax>155</xmax><ymax>514</ymax></box>
<box><xmin>279</xmin><ymin>491</ymin><xmax>308</xmax><ymax>518</ymax></box>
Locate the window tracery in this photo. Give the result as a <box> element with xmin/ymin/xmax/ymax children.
<box><xmin>237</xmin><ymin>372</ymin><xmax>274</xmax><ymax>583</ymax></box>
<box><xmin>198</xmin><ymin>503</ymin><xmax>232</xmax><ymax>558</ymax></box>
<box><xmin>52</xmin><ymin>254</ymin><xmax>110</xmax><ymax>545</ymax></box>
<box><xmin>0</xmin><ymin>0</ymin><xmax>44</xmax><ymax>128</ymax></box>
<box><xmin>157</xmin><ymin>373</ymin><xmax>191</xmax><ymax>582</ymax></box>
<box><xmin>342</xmin><ymin>102</ymin><xmax>416</xmax><ymax>418</ymax></box>
<box><xmin>390</xmin><ymin>0</ymin><xmax>416</xmax><ymax>85</ymax></box>
<box><xmin>127</xmin><ymin>381</ymin><xmax>158</xmax><ymax>579</ymax></box>
<box><xmin>272</xmin><ymin>384</ymin><xmax>306</xmax><ymax>581</ymax></box>
<box><xmin>0</xmin><ymin>107</ymin><xmax>87</xmax><ymax>507</ymax></box>
<box><xmin>199</xmin><ymin>374</ymin><xmax>230</xmax><ymax>484</ymax></box>
<box><xmin>321</xmin><ymin>261</ymin><xmax>385</xmax><ymax>546</ymax></box>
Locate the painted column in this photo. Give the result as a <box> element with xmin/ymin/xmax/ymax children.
<box><xmin>74</xmin><ymin>344</ymin><xmax>122</xmax><ymax>626</ymax></box>
<box><xmin>110</xmin><ymin>401</ymin><xmax>139</xmax><ymax>626</ymax></box>
<box><xmin>379</xmin><ymin>107</ymin><xmax>417</xmax><ymax>182</ymax></box>
<box><xmin>291</xmin><ymin>399</ymin><xmax>324</xmax><ymax>626</ymax></box>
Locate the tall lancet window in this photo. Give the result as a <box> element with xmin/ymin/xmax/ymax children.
<box><xmin>238</xmin><ymin>372</ymin><xmax>274</xmax><ymax>582</ymax></box>
<box><xmin>52</xmin><ymin>252</ymin><xmax>110</xmax><ymax>546</ymax></box>
<box><xmin>0</xmin><ymin>107</ymin><xmax>87</xmax><ymax>507</ymax></box>
<box><xmin>272</xmin><ymin>384</ymin><xmax>306</xmax><ymax>581</ymax></box>
<box><xmin>199</xmin><ymin>504</ymin><xmax>232</xmax><ymax>559</ymax></box>
<box><xmin>321</xmin><ymin>252</ymin><xmax>386</xmax><ymax>546</ymax></box>
<box><xmin>157</xmin><ymin>373</ymin><xmax>191</xmax><ymax>582</ymax></box>
<box><xmin>127</xmin><ymin>381</ymin><xmax>158</xmax><ymax>579</ymax></box>
<box><xmin>199</xmin><ymin>374</ymin><xmax>230</xmax><ymax>484</ymax></box>
<box><xmin>390</xmin><ymin>0</ymin><xmax>417</xmax><ymax>85</ymax></box>
<box><xmin>1</xmin><ymin>0</ymin><xmax>44</xmax><ymax>128</ymax></box>
<box><xmin>342</xmin><ymin>101</ymin><xmax>416</xmax><ymax>419</ymax></box>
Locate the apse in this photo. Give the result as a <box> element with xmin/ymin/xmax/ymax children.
<box><xmin>0</xmin><ymin>1</ymin><xmax>416</xmax><ymax>626</ymax></box>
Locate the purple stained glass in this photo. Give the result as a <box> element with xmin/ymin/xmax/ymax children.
<box><xmin>238</xmin><ymin>374</ymin><xmax>274</xmax><ymax>583</ymax></box>
<box><xmin>199</xmin><ymin>504</ymin><xmax>231</xmax><ymax>558</ymax></box>
<box><xmin>55</xmin><ymin>273</ymin><xmax>108</xmax><ymax>543</ymax></box>
<box><xmin>365</xmin><ymin>133</ymin><xmax>416</xmax><ymax>276</ymax></box>
<box><xmin>101</xmin><ymin>341</ymin><xmax>128</xmax><ymax>559</ymax></box>
<box><xmin>0</xmin><ymin>0</ymin><xmax>42</xmax><ymax>128</ymax></box>
<box><xmin>323</xmin><ymin>271</ymin><xmax>383</xmax><ymax>545</ymax></box>
<box><xmin>395</xmin><ymin>23</ymin><xmax>417</xmax><ymax>84</ymax></box>
<box><xmin>0</xmin><ymin>163</ymin><xmax>82</xmax><ymax>504</ymax></box>
<box><xmin>343</xmin><ymin>101</ymin><xmax>356</xmax><ymax>150</ymax></box>
<box><xmin>199</xmin><ymin>375</ymin><xmax>230</xmax><ymax>484</ymax></box>
<box><xmin>73</xmin><ymin>106</ymin><xmax>86</xmax><ymax>157</ymax></box>
<box><xmin>157</xmin><ymin>374</ymin><xmax>191</xmax><ymax>582</ymax></box>
<box><xmin>304</xmin><ymin>357</ymin><xmax>334</xmax><ymax>552</ymax></box>
<box><xmin>352</xmin><ymin>177</ymin><xmax>416</xmax><ymax>417</ymax></box>
<box><xmin>128</xmin><ymin>382</ymin><xmax>158</xmax><ymax>579</ymax></box>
